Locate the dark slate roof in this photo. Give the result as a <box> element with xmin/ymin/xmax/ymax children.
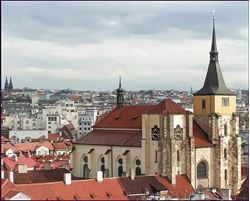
<box><xmin>75</xmin><ymin>130</ymin><xmax>142</xmax><ymax>147</ymax></box>
<box><xmin>194</xmin><ymin>18</ymin><xmax>235</xmax><ymax>96</ymax></box>
<box><xmin>13</xmin><ymin>168</ymin><xmax>81</xmax><ymax>184</ymax></box>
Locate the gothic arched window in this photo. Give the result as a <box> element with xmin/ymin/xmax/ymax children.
<box><xmin>83</xmin><ymin>155</ymin><xmax>89</xmax><ymax>179</ymax></box>
<box><xmin>135</xmin><ymin>159</ymin><xmax>141</xmax><ymax>176</ymax></box>
<box><xmin>136</xmin><ymin>167</ymin><xmax>141</xmax><ymax>176</ymax></box>
<box><xmin>100</xmin><ymin>157</ymin><xmax>105</xmax><ymax>177</ymax></box>
<box><xmin>197</xmin><ymin>162</ymin><xmax>207</xmax><ymax>179</ymax></box>
<box><xmin>118</xmin><ymin>158</ymin><xmax>123</xmax><ymax>177</ymax></box>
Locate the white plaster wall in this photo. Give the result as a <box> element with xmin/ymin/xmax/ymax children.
<box><xmin>73</xmin><ymin>144</ymin><xmax>142</xmax><ymax>178</ymax></box>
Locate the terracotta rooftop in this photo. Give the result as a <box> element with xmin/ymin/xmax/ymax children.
<box><xmin>3</xmin><ymin>190</ymin><xmax>22</xmax><ymax>199</ymax></box>
<box><xmin>14</xmin><ymin>141</ymin><xmax>54</xmax><ymax>152</ymax></box>
<box><xmin>3</xmin><ymin>156</ymin><xmax>37</xmax><ymax>170</ymax></box>
<box><xmin>53</xmin><ymin>141</ymin><xmax>72</xmax><ymax>150</ymax></box>
<box><xmin>156</xmin><ymin>174</ymin><xmax>195</xmax><ymax>199</ymax></box>
<box><xmin>94</xmin><ymin>99</ymin><xmax>188</xmax><ymax>129</ymax></box>
<box><xmin>1</xmin><ymin>174</ymin><xmax>194</xmax><ymax>200</ymax></box>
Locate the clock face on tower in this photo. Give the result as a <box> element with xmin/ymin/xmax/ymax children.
<box><xmin>174</xmin><ymin>124</ymin><xmax>183</xmax><ymax>140</ymax></box>
<box><xmin>151</xmin><ymin>125</ymin><xmax>160</xmax><ymax>140</ymax></box>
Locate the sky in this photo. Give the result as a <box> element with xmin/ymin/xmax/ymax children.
<box><xmin>1</xmin><ymin>1</ymin><xmax>248</xmax><ymax>91</ymax></box>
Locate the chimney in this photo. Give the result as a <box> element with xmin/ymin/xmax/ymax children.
<box><xmin>221</xmin><ymin>188</ymin><xmax>231</xmax><ymax>200</ymax></box>
<box><xmin>9</xmin><ymin>171</ymin><xmax>14</xmax><ymax>183</ymax></box>
<box><xmin>97</xmin><ymin>171</ymin><xmax>103</xmax><ymax>183</ymax></box>
<box><xmin>14</xmin><ymin>155</ymin><xmax>18</xmax><ymax>162</ymax></box>
<box><xmin>130</xmin><ymin>169</ymin><xmax>135</xmax><ymax>180</ymax></box>
<box><xmin>64</xmin><ymin>173</ymin><xmax>71</xmax><ymax>185</ymax></box>
<box><xmin>17</xmin><ymin>164</ymin><xmax>28</xmax><ymax>173</ymax></box>
<box><xmin>1</xmin><ymin>170</ymin><xmax>4</xmax><ymax>179</ymax></box>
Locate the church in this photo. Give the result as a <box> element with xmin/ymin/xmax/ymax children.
<box><xmin>72</xmin><ymin>17</ymin><xmax>241</xmax><ymax>196</ymax></box>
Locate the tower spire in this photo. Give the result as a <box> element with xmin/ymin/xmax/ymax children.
<box><xmin>9</xmin><ymin>76</ymin><xmax>13</xmax><ymax>91</ymax></box>
<box><xmin>194</xmin><ymin>13</ymin><xmax>234</xmax><ymax>96</ymax></box>
<box><xmin>4</xmin><ymin>76</ymin><xmax>9</xmax><ymax>91</ymax></box>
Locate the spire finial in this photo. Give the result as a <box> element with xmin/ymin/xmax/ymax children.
<box><xmin>212</xmin><ymin>10</ymin><xmax>216</xmax><ymax>28</ymax></box>
<box><xmin>119</xmin><ymin>76</ymin><xmax>121</xmax><ymax>88</ymax></box>
<box><xmin>210</xmin><ymin>10</ymin><xmax>218</xmax><ymax>60</ymax></box>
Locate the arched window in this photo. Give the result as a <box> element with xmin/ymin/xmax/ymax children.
<box><xmin>224</xmin><ymin>149</ymin><xmax>227</xmax><ymax>159</ymax></box>
<box><xmin>197</xmin><ymin>162</ymin><xmax>207</xmax><ymax>179</ymax></box>
<box><xmin>118</xmin><ymin>158</ymin><xmax>123</xmax><ymax>177</ymax></box>
<box><xmin>135</xmin><ymin>159</ymin><xmax>141</xmax><ymax>176</ymax></box>
<box><xmin>177</xmin><ymin>150</ymin><xmax>180</xmax><ymax>162</ymax></box>
<box><xmin>100</xmin><ymin>157</ymin><xmax>105</xmax><ymax>177</ymax></box>
<box><xmin>83</xmin><ymin>155</ymin><xmax>89</xmax><ymax>179</ymax></box>
<box><xmin>118</xmin><ymin>166</ymin><xmax>123</xmax><ymax>177</ymax></box>
<box><xmin>136</xmin><ymin>167</ymin><xmax>141</xmax><ymax>176</ymax></box>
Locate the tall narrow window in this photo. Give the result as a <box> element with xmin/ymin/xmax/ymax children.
<box><xmin>224</xmin><ymin>124</ymin><xmax>227</xmax><ymax>136</ymax></box>
<box><xmin>224</xmin><ymin>149</ymin><xmax>227</xmax><ymax>159</ymax></box>
<box><xmin>222</xmin><ymin>98</ymin><xmax>229</xmax><ymax>107</ymax></box>
<box><xmin>135</xmin><ymin>159</ymin><xmax>141</xmax><ymax>176</ymax></box>
<box><xmin>197</xmin><ymin>162</ymin><xmax>207</xmax><ymax>179</ymax></box>
<box><xmin>177</xmin><ymin>150</ymin><xmax>180</xmax><ymax>162</ymax></box>
<box><xmin>224</xmin><ymin>169</ymin><xmax>227</xmax><ymax>180</ymax></box>
<box><xmin>118</xmin><ymin>158</ymin><xmax>123</xmax><ymax>177</ymax></box>
<box><xmin>83</xmin><ymin>155</ymin><xmax>89</xmax><ymax>179</ymax></box>
<box><xmin>202</xmin><ymin>99</ymin><xmax>206</xmax><ymax>109</ymax></box>
<box><xmin>155</xmin><ymin>150</ymin><xmax>158</xmax><ymax>163</ymax></box>
<box><xmin>100</xmin><ymin>157</ymin><xmax>105</xmax><ymax>177</ymax></box>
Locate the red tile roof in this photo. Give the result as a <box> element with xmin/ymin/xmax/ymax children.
<box><xmin>3</xmin><ymin>156</ymin><xmax>37</xmax><ymax>170</ymax></box>
<box><xmin>94</xmin><ymin>105</ymin><xmax>154</xmax><ymax>129</ymax></box>
<box><xmin>94</xmin><ymin>99</ymin><xmax>188</xmax><ymax>129</ymax></box>
<box><xmin>48</xmin><ymin>133</ymin><xmax>60</xmax><ymax>141</ymax></box>
<box><xmin>53</xmin><ymin>141</ymin><xmax>72</xmax><ymax>150</ymax></box>
<box><xmin>149</xmin><ymin>99</ymin><xmax>188</xmax><ymax>115</ymax></box>
<box><xmin>15</xmin><ymin>141</ymin><xmax>54</xmax><ymax>152</ymax></box>
<box><xmin>76</xmin><ymin>130</ymin><xmax>142</xmax><ymax>147</ymax></box>
<box><xmin>1</xmin><ymin>174</ymin><xmax>195</xmax><ymax>200</ymax></box>
<box><xmin>193</xmin><ymin>120</ymin><xmax>212</xmax><ymax>148</ymax></box>
<box><xmin>3</xmin><ymin>190</ymin><xmax>22</xmax><ymax>199</ymax></box>
<box><xmin>2</xmin><ymin>177</ymin><xmax>128</xmax><ymax>200</ymax></box>
<box><xmin>156</xmin><ymin>174</ymin><xmax>195</xmax><ymax>199</ymax></box>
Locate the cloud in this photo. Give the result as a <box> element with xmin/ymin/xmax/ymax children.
<box><xmin>2</xmin><ymin>1</ymin><xmax>248</xmax><ymax>90</ymax></box>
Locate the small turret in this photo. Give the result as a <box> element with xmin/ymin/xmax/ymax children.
<box><xmin>116</xmin><ymin>76</ymin><xmax>124</xmax><ymax>107</ymax></box>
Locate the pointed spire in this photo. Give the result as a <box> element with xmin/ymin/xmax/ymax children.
<box><xmin>4</xmin><ymin>76</ymin><xmax>9</xmax><ymax>91</ymax></box>
<box><xmin>9</xmin><ymin>76</ymin><xmax>13</xmax><ymax>91</ymax></box>
<box><xmin>194</xmin><ymin>14</ymin><xmax>234</xmax><ymax>96</ymax></box>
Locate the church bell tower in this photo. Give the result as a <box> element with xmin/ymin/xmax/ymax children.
<box><xmin>193</xmin><ymin>15</ymin><xmax>241</xmax><ymax>196</ymax></box>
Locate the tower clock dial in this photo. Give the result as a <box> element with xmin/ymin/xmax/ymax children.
<box><xmin>151</xmin><ymin>125</ymin><xmax>160</xmax><ymax>140</ymax></box>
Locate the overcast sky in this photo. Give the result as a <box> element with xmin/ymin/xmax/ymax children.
<box><xmin>2</xmin><ymin>1</ymin><xmax>248</xmax><ymax>91</ymax></box>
